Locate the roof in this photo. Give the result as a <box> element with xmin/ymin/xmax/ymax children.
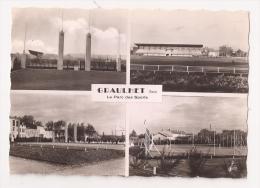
<box><xmin>135</xmin><ymin>43</ymin><xmax>203</xmax><ymax>48</ymax></box>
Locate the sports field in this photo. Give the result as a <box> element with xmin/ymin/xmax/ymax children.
<box><xmin>131</xmin><ymin>55</ymin><xmax>248</xmax><ymax>68</ymax></box>
<box><xmin>129</xmin><ymin>145</ymin><xmax>247</xmax><ymax>178</ymax></box>
<box><xmin>145</xmin><ymin>144</ymin><xmax>247</xmax><ymax>157</ymax></box>
<box><xmin>11</xmin><ymin>69</ymin><xmax>126</xmax><ymax>90</ymax></box>
<box><xmin>10</xmin><ymin>143</ymin><xmax>125</xmax><ymax>165</ymax></box>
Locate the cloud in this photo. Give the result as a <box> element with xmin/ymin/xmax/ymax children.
<box><xmin>130</xmin><ymin>96</ymin><xmax>247</xmax><ymax>134</ymax></box>
<box><xmin>51</xmin><ymin>17</ymin><xmax>89</xmax><ymax>34</ymax></box>
<box><xmin>174</xmin><ymin>26</ymin><xmax>184</xmax><ymax>31</ymax></box>
<box><xmin>12</xmin><ymin>39</ymin><xmax>55</xmax><ymax>53</ymax></box>
<box><xmin>11</xmin><ymin>93</ymin><xmax>125</xmax><ymax>135</ymax></box>
<box><xmin>50</xmin><ymin>17</ymin><xmax>126</xmax><ymax>55</ymax></box>
<box><xmin>93</xmin><ymin>27</ymin><xmax>118</xmax><ymax>39</ymax></box>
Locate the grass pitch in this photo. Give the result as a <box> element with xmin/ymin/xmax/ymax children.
<box><xmin>11</xmin><ymin>69</ymin><xmax>126</xmax><ymax>90</ymax></box>
<box><xmin>131</xmin><ymin>55</ymin><xmax>248</xmax><ymax>68</ymax></box>
<box><xmin>10</xmin><ymin>143</ymin><xmax>124</xmax><ymax>165</ymax></box>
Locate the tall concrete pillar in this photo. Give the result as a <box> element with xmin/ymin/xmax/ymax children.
<box><xmin>52</xmin><ymin>131</ymin><xmax>55</xmax><ymax>143</ymax></box>
<box><xmin>85</xmin><ymin>33</ymin><xmax>91</xmax><ymax>71</ymax></box>
<box><xmin>57</xmin><ymin>30</ymin><xmax>64</xmax><ymax>70</ymax></box>
<box><xmin>65</xmin><ymin>123</ymin><xmax>68</xmax><ymax>143</ymax></box>
<box><xmin>116</xmin><ymin>34</ymin><xmax>121</xmax><ymax>72</ymax></box>
<box><xmin>21</xmin><ymin>54</ymin><xmax>27</xmax><ymax>69</ymax></box>
<box><xmin>116</xmin><ymin>57</ymin><xmax>121</xmax><ymax>72</ymax></box>
<box><xmin>74</xmin><ymin>124</ymin><xmax>77</xmax><ymax>142</ymax></box>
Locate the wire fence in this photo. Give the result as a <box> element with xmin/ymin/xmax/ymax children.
<box><xmin>24</xmin><ymin>58</ymin><xmax>126</xmax><ymax>72</ymax></box>
<box><xmin>131</xmin><ymin>64</ymin><xmax>248</xmax><ymax>74</ymax></box>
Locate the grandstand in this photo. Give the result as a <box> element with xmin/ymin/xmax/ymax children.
<box><xmin>130</xmin><ymin>44</ymin><xmax>249</xmax><ymax>93</ymax></box>
<box><xmin>133</xmin><ymin>43</ymin><xmax>203</xmax><ymax>57</ymax></box>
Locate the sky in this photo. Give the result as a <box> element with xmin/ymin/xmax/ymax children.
<box><xmin>11</xmin><ymin>93</ymin><xmax>126</xmax><ymax>135</ymax></box>
<box><xmin>10</xmin><ymin>93</ymin><xmax>247</xmax><ymax>135</ymax></box>
<box><xmin>12</xmin><ymin>8</ymin><xmax>127</xmax><ymax>56</ymax></box>
<box><xmin>131</xmin><ymin>10</ymin><xmax>249</xmax><ymax>51</ymax></box>
<box><xmin>129</xmin><ymin>96</ymin><xmax>248</xmax><ymax>135</ymax></box>
<box><xmin>12</xmin><ymin>8</ymin><xmax>249</xmax><ymax>55</ymax></box>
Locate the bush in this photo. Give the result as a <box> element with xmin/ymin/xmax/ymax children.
<box><xmin>188</xmin><ymin>147</ymin><xmax>207</xmax><ymax>177</ymax></box>
<box><xmin>14</xmin><ymin>137</ymin><xmax>52</xmax><ymax>143</ymax></box>
<box><xmin>157</xmin><ymin>147</ymin><xmax>180</xmax><ymax>174</ymax></box>
<box><xmin>131</xmin><ymin>71</ymin><xmax>248</xmax><ymax>93</ymax></box>
<box><xmin>223</xmin><ymin>157</ymin><xmax>247</xmax><ymax>178</ymax></box>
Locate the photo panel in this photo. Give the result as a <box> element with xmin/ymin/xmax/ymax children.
<box><xmin>11</xmin><ymin>8</ymin><xmax>127</xmax><ymax>90</ymax></box>
<box><xmin>129</xmin><ymin>95</ymin><xmax>247</xmax><ymax>178</ymax></box>
<box><xmin>9</xmin><ymin>92</ymin><xmax>126</xmax><ymax>176</ymax></box>
<box><xmin>130</xmin><ymin>10</ymin><xmax>249</xmax><ymax>93</ymax></box>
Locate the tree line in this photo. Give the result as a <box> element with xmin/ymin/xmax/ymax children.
<box><xmin>18</xmin><ymin>115</ymin><xmax>125</xmax><ymax>143</ymax></box>
<box><xmin>130</xmin><ymin>128</ymin><xmax>247</xmax><ymax>147</ymax></box>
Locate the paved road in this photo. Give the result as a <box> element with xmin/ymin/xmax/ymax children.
<box><xmin>9</xmin><ymin>156</ymin><xmax>125</xmax><ymax>176</ymax></box>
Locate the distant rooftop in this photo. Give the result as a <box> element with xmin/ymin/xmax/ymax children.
<box><xmin>135</xmin><ymin>43</ymin><xmax>203</xmax><ymax>48</ymax></box>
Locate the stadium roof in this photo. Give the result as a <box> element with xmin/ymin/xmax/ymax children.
<box><xmin>135</xmin><ymin>43</ymin><xmax>203</xmax><ymax>48</ymax></box>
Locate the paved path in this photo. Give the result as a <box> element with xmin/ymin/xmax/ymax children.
<box><xmin>9</xmin><ymin>156</ymin><xmax>125</xmax><ymax>176</ymax></box>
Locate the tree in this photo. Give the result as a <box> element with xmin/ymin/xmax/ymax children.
<box><xmin>219</xmin><ymin>45</ymin><xmax>233</xmax><ymax>56</ymax></box>
<box><xmin>35</xmin><ymin>121</ymin><xmax>43</xmax><ymax>127</ymax></box>
<box><xmin>20</xmin><ymin>115</ymin><xmax>36</xmax><ymax>129</ymax></box>
<box><xmin>68</xmin><ymin>123</ymin><xmax>74</xmax><ymax>141</ymax></box>
<box><xmin>53</xmin><ymin>120</ymin><xmax>66</xmax><ymax>142</ymax></box>
<box><xmin>77</xmin><ymin>123</ymin><xmax>85</xmax><ymax>141</ymax></box>
<box><xmin>198</xmin><ymin>129</ymin><xmax>214</xmax><ymax>144</ymax></box>
<box><xmin>130</xmin><ymin>129</ymin><xmax>137</xmax><ymax>137</ymax></box>
<box><xmin>85</xmin><ymin>123</ymin><xmax>96</xmax><ymax>136</ymax></box>
<box><xmin>53</xmin><ymin>120</ymin><xmax>66</xmax><ymax>131</ymax></box>
<box><xmin>45</xmin><ymin>121</ymin><xmax>54</xmax><ymax>131</ymax></box>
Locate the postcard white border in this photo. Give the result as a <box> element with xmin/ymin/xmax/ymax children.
<box><xmin>1</xmin><ymin>1</ymin><xmax>260</xmax><ymax>188</ymax></box>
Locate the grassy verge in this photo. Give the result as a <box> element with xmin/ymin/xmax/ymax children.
<box><xmin>10</xmin><ymin>144</ymin><xmax>124</xmax><ymax>165</ymax></box>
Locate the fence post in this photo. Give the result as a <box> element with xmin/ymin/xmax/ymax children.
<box><xmin>186</xmin><ymin>66</ymin><xmax>189</xmax><ymax>73</ymax></box>
<box><xmin>142</xmin><ymin>65</ymin><xmax>145</xmax><ymax>71</ymax></box>
<box><xmin>153</xmin><ymin>167</ymin><xmax>157</xmax><ymax>175</ymax></box>
<box><xmin>217</xmin><ymin>67</ymin><xmax>220</xmax><ymax>73</ymax></box>
<box><xmin>233</xmin><ymin>67</ymin><xmax>236</xmax><ymax>74</ymax></box>
<box><xmin>171</xmin><ymin>66</ymin><xmax>174</xmax><ymax>72</ymax></box>
<box><xmin>157</xmin><ymin>65</ymin><xmax>159</xmax><ymax>71</ymax></box>
<box><xmin>201</xmin><ymin>67</ymin><xmax>204</xmax><ymax>73</ymax></box>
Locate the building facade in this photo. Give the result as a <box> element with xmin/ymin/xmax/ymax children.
<box><xmin>9</xmin><ymin>116</ymin><xmax>53</xmax><ymax>141</ymax></box>
<box><xmin>133</xmin><ymin>43</ymin><xmax>203</xmax><ymax>57</ymax></box>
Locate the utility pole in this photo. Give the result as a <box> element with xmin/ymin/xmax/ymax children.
<box><xmin>213</xmin><ymin>128</ymin><xmax>216</xmax><ymax>156</ymax></box>
<box><xmin>233</xmin><ymin>130</ymin><xmax>236</xmax><ymax>156</ymax></box>
<box><xmin>23</xmin><ymin>23</ymin><xmax>27</xmax><ymax>54</ymax></box>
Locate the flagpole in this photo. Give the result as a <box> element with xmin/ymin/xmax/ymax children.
<box><xmin>213</xmin><ymin>127</ymin><xmax>216</xmax><ymax>156</ymax></box>
<box><xmin>23</xmin><ymin>23</ymin><xmax>27</xmax><ymax>54</ymax></box>
<box><xmin>233</xmin><ymin>130</ymin><xmax>235</xmax><ymax>157</ymax></box>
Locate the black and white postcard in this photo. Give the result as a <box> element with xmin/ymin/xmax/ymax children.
<box><xmin>0</xmin><ymin>1</ymin><xmax>260</xmax><ymax>188</ymax></box>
